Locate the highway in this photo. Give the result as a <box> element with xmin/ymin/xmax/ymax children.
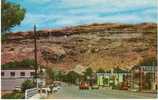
<box><xmin>47</xmin><ymin>84</ymin><xmax>157</xmax><ymax>99</ymax></box>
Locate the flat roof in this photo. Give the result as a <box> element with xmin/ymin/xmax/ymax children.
<box><xmin>2</xmin><ymin>66</ymin><xmax>35</xmax><ymax>70</ymax></box>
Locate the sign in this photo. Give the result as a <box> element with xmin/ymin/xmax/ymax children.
<box><xmin>141</xmin><ymin>66</ymin><xmax>157</xmax><ymax>71</ymax></box>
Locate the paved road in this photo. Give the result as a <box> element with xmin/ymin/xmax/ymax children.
<box><xmin>47</xmin><ymin>84</ymin><xmax>157</xmax><ymax>99</ymax></box>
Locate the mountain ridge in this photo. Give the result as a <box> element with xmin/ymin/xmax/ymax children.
<box><xmin>2</xmin><ymin>23</ymin><xmax>157</xmax><ymax>71</ymax></box>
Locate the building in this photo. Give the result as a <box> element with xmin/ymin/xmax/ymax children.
<box><xmin>97</xmin><ymin>68</ymin><xmax>128</xmax><ymax>87</ymax></box>
<box><xmin>130</xmin><ymin>65</ymin><xmax>157</xmax><ymax>91</ymax></box>
<box><xmin>1</xmin><ymin>67</ymin><xmax>35</xmax><ymax>91</ymax></box>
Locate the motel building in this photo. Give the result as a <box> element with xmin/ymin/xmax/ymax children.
<box><xmin>96</xmin><ymin>68</ymin><xmax>128</xmax><ymax>87</ymax></box>
<box><xmin>1</xmin><ymin>66</ymin><xmax>35</xmax><ymax>91</ymax></box>
<box><xmin>130</xmin><ymin>65</ymin><xmax>157</xmax><ymax>92</ymax></box>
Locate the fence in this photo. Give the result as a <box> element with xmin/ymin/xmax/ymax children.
<box><xmin>25</xmin><ymin>88</ymin><xmax>38</xmax><ymax>99</ymax></box>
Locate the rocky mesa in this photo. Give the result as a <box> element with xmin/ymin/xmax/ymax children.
<box><xmin>2</xmin><ymin>23</ymin><xmax>157</xmax><ymax>71</ymax></box>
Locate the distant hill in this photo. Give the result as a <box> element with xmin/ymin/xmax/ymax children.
<box><xmin>2</xmin><ymin>23</ymin><xmax>157</xmax><ymax>71</ymax></box>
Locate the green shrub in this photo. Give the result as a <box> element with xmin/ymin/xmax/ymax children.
<box><xmin>2</xmin><ymin>92</ymin><xmax>24</xmax><ymax>99</ymax></box>
<box><xmin>21</xmin><ymin>80</ymin><xmax>36</xmax><ymax>92</ymax></box>
<box><xmin>2</xmin><ymin>59</ymin><xmax>35</xmax><ymax>69</ymax></box>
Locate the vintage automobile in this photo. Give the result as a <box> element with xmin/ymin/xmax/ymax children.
<box><xmin>120</xmin><ymin>82</ymin><xmax>129</xmax><ymax>90</ymax></box>
<box><xmin>79</xmin><ymin>82</ymin><xmax>90</xmax><ymax>89</ymax></box>
<box><xmin>91</xmin><ymin>84</ymin><xmax>99</xmax><ymax>89</ymax></box>
<box><xmin>49</xmin><ymin>83</ymin><xmax>61</xmax><ymax>93</ymax></box>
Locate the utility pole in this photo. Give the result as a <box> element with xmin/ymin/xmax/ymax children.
<box><xmin>34</xmin><ymin>25</ymin><xmax>38</xmax><ymax>83</ymax></box>
<box><xmin>139</xmin><ymin>67</ymin><xmax>143</xmax><ymax>91</ymax></box>
<box><xmin>131</xmin><ymin>70</ymin><xmax>134</xmax><ymax>89</ymax></box>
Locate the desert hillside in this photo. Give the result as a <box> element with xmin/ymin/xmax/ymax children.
<box><xmin>2</xmin><ymin>23</ymin><xmax>157</xmax><ymax>71</ymax></box>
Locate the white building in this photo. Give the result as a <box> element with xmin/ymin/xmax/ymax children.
<box><xmin>1</xmin><ymin>67</ymin><xmax>35</xmax><ymax>91</ymax></box>
<box><xmin>96</xmin><ymin>68</ymin><xmax>128</xmax><ymax>87</ymax></box>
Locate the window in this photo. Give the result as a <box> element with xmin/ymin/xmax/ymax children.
<box><xmin>1</xmin><ymin>72</ymin><xmax>4</xmax><ymax>76</ymax></box>
<box><xmin>30</xmin><ymin>72</ymin><xmax>35</xmax><ymax>76</ymax></box>
<box><xmin>20</xmin><ymin>72</ymin><xmax>25</xmax><ymax>76</ymax></box>
<box><xmin>10</xmin><ymin>72</ymin><xmax>15</xmax><ymax>77</ymax></box>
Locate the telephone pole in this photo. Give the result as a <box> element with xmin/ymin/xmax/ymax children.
<box><xmin>139</xmin><ymin>67</ymin><xmax>143</xmax><ymax>91</ymax></box>
<box><xmin>34</xmin><ymin>25</ymin><xmax>38</xmax><ymax>80</ymax></box>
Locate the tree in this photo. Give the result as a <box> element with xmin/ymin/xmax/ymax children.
<box><xmin>46</xmin><ymin>68</ymin><xmax>55</xmax><ymax>80</ymax></box>
<box><xmin>54</xmin><ymin>70</ymin><xmax>62</xmax><ymax>81</ymax></box>
<box><xmin>57</xmin><ymin>71</ymin><xmax>64</xmax><ymax>81</ymax></box>
<box><xmin>1</xmin><ymin>33</ymin><xmax>9</xmax><ymax>42</ymax></box>
<box><xmin>2</xmin><ymin>0</ymin><xmax>26</xmax><ymax>32</ymax></box>
<box><xmin>65</xmin><ymin>71</ymin><xmax>80</xmax><ymax>84</ymax></box>
<box><xmin>97</xmin><ymin>68</ymin><xmax>105</xmax><ymax>73</ymax></box>
<box><xmin>21</xmin><ymin>80</ymin><xmax>36</xmax><ymax>92</ymax></box>
<box><xmin>84</xmin><ymin>67</ymin><xmax>93</xmax><ymax>77</ymax></box>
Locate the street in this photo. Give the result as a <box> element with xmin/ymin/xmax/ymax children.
<box><xmin>47</xmin><ymin>84</ymin><xmax>157</xmax><ymax>99</ymax></box>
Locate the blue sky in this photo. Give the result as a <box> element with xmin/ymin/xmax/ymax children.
<box><xmin>10</xmin><ymin>0</ymin><xmax>157</xmax><ymax>32</ymax></box>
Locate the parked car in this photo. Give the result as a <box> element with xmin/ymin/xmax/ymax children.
<box><xmin>52</xmin><ymin>86</ymin><xmax>58</xmax><ymax>93</ymax></box>
<box><xmin>91</xmin><ymin>84</ymin><xmax>99</xmax><ymax>89</ymax></box>
<box><xmin>119</xmin><ymin>82</ymin><xmax>128</xmax><ymax>90</ymax></box>
<box><xmin>49</xmin><ymin>83</ymin><xmax>61</xmax><ymax>93</ymax></box>
<box><xmin>79</xmin><ymin>82</ymin><xmax>90</xmax><ymax>90</ymax></box>
<box><xmin>40</xmin><ymin>88</ymin><xmax>49</xmax><ymax>97</ymax></box>
<box><xmin>120</xmin><ymin>86</ymin><xmax>128</xmax><ymax>90</ymax></box>
<box><xmin>54</xmin><ymin>84</ymin><xmax>61</xmax><ymax>90</ymax></box>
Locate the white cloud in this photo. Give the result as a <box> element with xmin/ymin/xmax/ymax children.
<box><xmin>23</xmin><ymin>14</ymin><xmax>47</xmax><ymax>24</ymax></box>
<box><xmin>12</xmin><ymin>0</ymin><xmax>157</xmax><ymax>32</ymax></box>
<box><xmin>61</xmin><ymin>0</ymin><xmax>156</xmax><ymax>8</ymax></box>
<box><xmin>29</xmin><ymin>0</ymin><xmax>52</xmax><ymax>4</ymax></box>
